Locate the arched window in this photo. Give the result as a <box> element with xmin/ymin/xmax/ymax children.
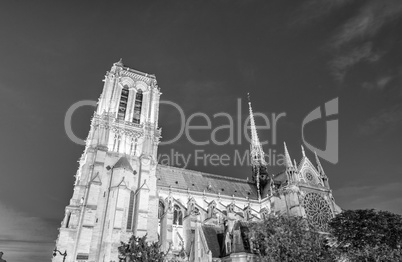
<box><xmin>158</xmin><ymin>201</ymin><xmax>165</xmax><ymax>219</ymax></box>
<box><xmin>126</xmin><ymin>191</ymin><xmax>135</xmax><ymax>230</ymax></box>
<box><xmin>132</xmin><ymin>90</ymin><xmax>143</xmax><ymax>124</ymax></box>
<box><xmin>208</xmin><ymin>202</ymin><xmax>216</xmax><ymax>218</ymax></box>
<box><xmin>173</xmin><ymin>205</ymin><xmax>183</xmax><ymax>225</ymax></box>
<box><xmin>118</xmin><ymin>86</ymin><xmax>129</xmax><ymax>120</ymax></box>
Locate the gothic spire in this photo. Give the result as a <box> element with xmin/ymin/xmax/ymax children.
<box><xmin>248</xmin><ymin>93</ymin><xmax>266</xmax><ymax>166</ymax></box>
<box><xmin>111</xmin><ymin>58</ymin><xmax>124</xmax><ymax>73</ymax></box>
<box><xmin>115</xmin><ymin>58</ymin><xmax>124</xmax><ymax>66</ymax></box>
<box><xmin>314</xmin><ymin>151</ymin><xmax>326</xmax><ymax>177</ymax></box>
<box><xmin>301</xmin><ymin>144</ymin><xmax>306</xmax><ymax>157</ymax></box>
<box><xmin>283</xmin><ymin>142</ymin><xmax>293</xmax><ymax>169</ymax></box>
<box><xmin>248</xmin><ymin>94</ymin><xmax>266</xmax><ymax>200</ymax></box>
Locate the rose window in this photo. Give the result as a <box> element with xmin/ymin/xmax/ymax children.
<box><xmin>303</xmin><ymin>192</ymin><xmax>332</xmax><ymax>231</ymax></box>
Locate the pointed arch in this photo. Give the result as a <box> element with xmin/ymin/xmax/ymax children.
<box><xmin>118</xmin><ymin>85</ymin><xmax>129</xmax><ymax>120</ymax></box>
<box><xmin>126</xmin><ymin>191</ymin><xmax>135</xmax><ymax>230</ymax></box>
<box><xmin>132</xmin><ymin>89</ymin><xmax>143</xmax><ymax>124</ymax></box>
<box><xmin>173</xmin><ymin>204</ymin><xmax>183</xmax><ymax>225</ymax></box>
<box><xmin>207</xmin><ymin>200</ymin><xmax>217</xmax><ymax>218</ymax></box>
<box><xmin>158</xmin><ymin>200</ymin><xmax>165</xmax><ymax>219</ymax></box>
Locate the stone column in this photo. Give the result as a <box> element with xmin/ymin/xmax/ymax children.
<box><xmin>133</xmin><ymin>156</ymin><xmax>151</xmax><ymax>237</ymax></box>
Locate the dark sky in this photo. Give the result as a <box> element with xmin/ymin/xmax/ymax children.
<box><xmin>1</xmin><ymin>1</ymin><xmax>402</xmax><ymax>261</ymax></box>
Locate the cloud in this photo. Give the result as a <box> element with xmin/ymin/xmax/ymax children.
<box><xmin>331</xmin><ymin>1</ymin><xmax>402</xmax><ymax>48</ymax></box>
<box><xmin>357</xmin><ymin>105</ymin><xmax>402</xmax><ymax>136</ymax></box>
<box><xmin>333</xmin><ymin>182</ymin><xmax>402</xmax><ymax>214</ymax></box>
<box><xmin>362</xmin><ymin>74</ymin><xmax>394</xmax><ymax>91</ymax></box>
<box><xmin>360</xmin><ymin>67</ymin><xmax>402</xmax><ymax>100</ymax></box>
<box><xmin>0</xmin><ymin>202</ymin><xmax>58</xmax><ymax>242</ymax></box>
<box><xmin>0</xmin><ymin>240</ymin><xmax>54</xmax><ymax>262</ymax></box>
<box><xmin>295</xmin><ymin>0</ymin><xmax>402</xmax><ymax>82</ymax></box>
<box><xmin>0</xmin><ymin>201</ymin><xmax>58</xmax><ymax>261</ymax></box>
<box><xmin>328</xmin><ymin>42</ymin><xmax>384</xmax><ymax>81</ymax></box>
<box><xmin>327</xmin><ymin>1</ymin><xmax>402</xmax><ymax>81</ymax></box>
<box><xmin>328</xmin><ymin>1</ymin><xmax>402</xmax><ymax>81</ymax></box>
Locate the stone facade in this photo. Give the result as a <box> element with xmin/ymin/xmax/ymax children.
<box><xmin>53</xmin><ymin>61</ymin><xmax>342</xmax><ymax>262</ymax></box>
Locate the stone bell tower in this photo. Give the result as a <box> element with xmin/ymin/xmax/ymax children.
<box><xmin>53</xmin><ymin>60</ymin><xmax>161</xmax><ymax>262</ymax></box>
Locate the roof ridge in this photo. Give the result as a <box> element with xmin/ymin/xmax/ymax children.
<box><xmin>158</xmin><ymin>164</ymin><xmax>253</xmax><ymax>184</ymax></box>
<box><xmin>122</xmin><ymin>66</ymin><xmax>156</xmax><ymax>79</ymax></box>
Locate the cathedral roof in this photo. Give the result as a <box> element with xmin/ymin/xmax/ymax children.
<box><xmin>156</xmin><ymin>165</ymin><xmax>259</xmax><ymax>200</ymax></box>
<box><xmin>233</xmin><ymin>221</ymin><xmax>252</xmax><ymax>253</ymax></box>
<box><xmin>273</xmin><ymin>170</ymin><xmax>287</xmax><ymax>183</ymax></box>
<box><xmin>202</xmin><ymin>225</ymin><xmax>223</xmax><ymax>258</ymax></box>
<box><xmin>113</xmin><ymin>156</ymin><xmax>134</xmax><ymax>172</ymax></box>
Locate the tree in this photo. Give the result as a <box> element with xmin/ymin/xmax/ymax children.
<box><xmin>249</xmin><ymin>215</ymin><xmax>331</xmax><ymax>262</ymax></box>
<box><xmin>328</xmin><ymin>209</ymin><xmax>402</xmax><ymax>261</ymax></box>
<box><xmin>118</xmin><ymin>234</ymin><xmax>166</xmax><ymax>262</ymax></box>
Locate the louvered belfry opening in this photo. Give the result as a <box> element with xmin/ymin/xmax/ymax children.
<box><xmin>132</xmin><ymin>89</ymin><xmax>143</xmax><ymax>124</ymax></box>
<box><xmin>118</xmin><ymin>86</ymin><xmax>129</xmax><ymax>120</ymax></box>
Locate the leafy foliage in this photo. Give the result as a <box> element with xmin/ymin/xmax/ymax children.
<box><xmin>118</xmin><ymin>234</ymin><xmax>166</xmax><ymax>262</ymax></box>
<box><xmin>249</xmin><ymin>215</ymin><xmax>331</xmax><ymax>262</ymax></box>
<box><xmin>329</xmin><ymin>209</ymin><xmax>402</xmax><ymax>249</ymax></box>
<box><xmin>119</xmin><ymin>210</ymin><xmax>402</xmax><ymax>261</ymax></box>
<box><xmin>329</xmin><ymin>243</ymin><xmax>402</xmax><ymax>262</ymax></box>
<box><xmin>328</xmin><ymin>209</ymin><xmax>402</xmax><ymax>261</ymax></box>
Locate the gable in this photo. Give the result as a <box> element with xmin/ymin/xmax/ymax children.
<box><xmin>113</xmin><ymin>156</ymin><xmax>134</xmax><ymax>172</ymax></box>
<box><xmin>298</xmin><ymin>157</ymin><xmax>323</xmax><ymax>187</ymax></box>
<box><xmin>90</xmin><ymin>172</ymin><xmax>102</xmax><ymax>184</ymax></box>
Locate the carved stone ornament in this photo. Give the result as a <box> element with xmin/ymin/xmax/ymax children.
<box><xmin>227</xmin><ymin>202</ymin><xmax>235</xmax><ymax>213</ymax></box>
<box><xmin>191</xmin><ymin>207</ymin><xmax>200</xmax><ymax>216</ymax></box>
<box><xmin>165</xmin><ymin>196</ymin><xmax>174</xmax><ymax>213</ymax></box>
<box><xmin>302</xmin><ymin>192</ymin><xmax>332</xmax><ymax>231</ymax></box>
<box><xmin>140</xmin><ymin>155</ymin><xmax>151</xmax><ymax>165</ymax></box>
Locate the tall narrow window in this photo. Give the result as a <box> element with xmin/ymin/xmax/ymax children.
<box><xmin>173</xmin><ymin>205</ymin><xmax>183</xmax><ymax>225</ymax></box>
<box><xmin>65</xmin><ymin>212</ymin><xmax>71</xmax><ymax>228</ymax></box>
<box><xmin>126</xmin><ymin>191</ymin><xmax>135</xmax><ymax>230</ymax></box>
<box><xmin>226</xmin><ymin>242</ymin><xmax>231</xmax><ymax>254</ymax></box>
<box><xmin>132</xmin><ymin>90</ymin><xmax>143</xmax><ymax>124</ymax></box>
<box><xmin>118</xmin><ymin>86</ymin><xmax>129</xmax><ymax>120</ymax></box>
<box><xmin>158</xmin><ymin>201</ymin><xmax>165</xmax><ymax>219</ymax></box>
<box><xmin>158</xmin><ymin>201</ymin><xmax>165</xmax><ymax>238</ymax></box>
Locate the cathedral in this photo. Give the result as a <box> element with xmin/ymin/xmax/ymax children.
<box><xmin>53</xmin><ymin>60</ymin><xmax>342</xmax><ymax>262</ymax></box>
